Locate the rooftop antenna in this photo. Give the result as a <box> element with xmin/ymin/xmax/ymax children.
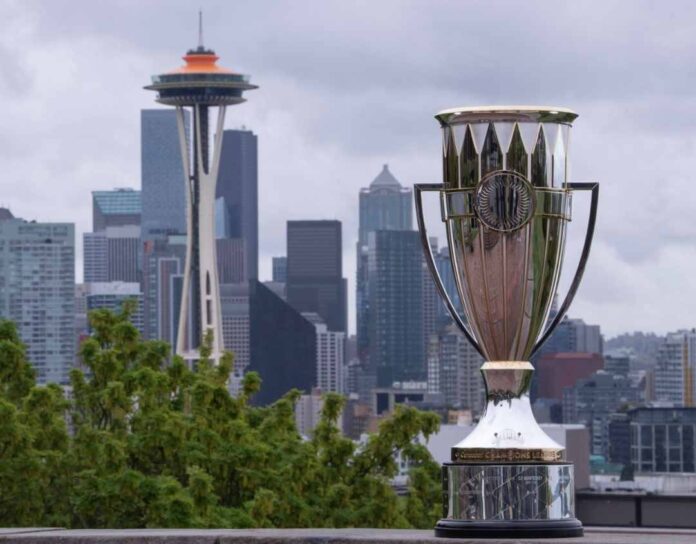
<box><xmin>198</xmin><ymin>9</ymin><xmax>204</xmax><ymax>49</ymax></box>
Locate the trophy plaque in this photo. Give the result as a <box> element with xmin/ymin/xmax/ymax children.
<box><xmin>415</xmin><ymin>106</ymin><xmax>598</xmax><ymax>538</ymax></box>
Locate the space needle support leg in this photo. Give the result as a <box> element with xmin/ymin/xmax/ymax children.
<box><xmin>175</xmin><ymin>105</ymin><xmax>193</xmax><ymax>360</ymax></box>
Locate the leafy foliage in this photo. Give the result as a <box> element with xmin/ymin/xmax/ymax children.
<box><xmin>0</xmin><ymin>308</ymin><xmax>441</xmax><ymax>528</ymax></box>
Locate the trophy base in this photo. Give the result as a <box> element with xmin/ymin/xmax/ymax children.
<box><xmin>437</xmin><ymin>462</ymin><xmax>582</xmax><ymax>539</ymax></box>
<box><xmin>435</xmin><ymin>518</ymin><xmax>583</xmax><ymax>539</ymax></box>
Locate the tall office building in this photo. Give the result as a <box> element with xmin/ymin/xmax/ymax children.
<box><xmin>248</xmin><ymin>281</ymin><xmax>316</xmax><ymax>405</ymax></box>
<box><xmin>272</xmin><ymin>256</ymin><xmax>287</xmax><ymax>283</ymax></box>
<box><xmin>0</xmin><ymin>210</ymin><xmax>75</xmax><ymax>384</ymax></box>
<box><xmin>83</xmin><ymin>231</ymin><xmax>107</xmax><ymax>283</ymax></box>
<box><xmin>286</xmin><ymin>220</ymin><xmax>347</xmax><ymax>333</ymax></box>
<box><xmin>84</xmin><ymin>189</ymin><xmax>141</xmax><ymax>293</ymax></box>
<box><xmin>142</xmin><ymin>235</ymin><xmax>187</xmax><ymax>344</ymax></box>
<box><xmin>140</xmin><ymin>109</ymin><xmax>190</xmax><ymax>241</ymax></box>
<box><xmin>434</xmin><ymin>246</ymin><xmax>462</xmax><ymax>321</ymax></box>
<box><xmin>654</xmin><ymin>330</ymin><xmax>696</xmax><ymax>406</ymax></box>
<box><xmin>367</xmin><ymin>230</ymin><xmax>424</xmax><ymax>387</ymax></box>
<box><xmin>541</xmin><ymin>317</ymin><xmax>603</xmax><ymax>355</ymax></box>
<box><xmin>85</xmin><ymin>282</ymin><xmax>144</xmax><ymax>334</ymax></box>
<box><xmin>357</xmin><ymin>165</ymin><xmax>412</xmax><ymax>362</ymax></box>
<box><xmin>216</xmin><ymin>238</ymin><xmax>246</xmax><ymax>284</ymax></box>
<box><xmin>84</xmin><ymin>225</ymin><xmax>140</xmax><ymax>283</ymax></box>
<box><xmin>216</xmin><ymin>129</ymin><xmax>258</xmax><ymax>280</ymax></box>
<box><xmin>303</xmin><ymin>312</ymin><xmax>346</xmax><ymax>394</ymax></box>
<box><xmin>220</xmin><ymin>282</ymin><xmax>250</xmax><ymax>393</ymax></box>
<box><xmin>92</xmin><ymin>188</ymin><xmax>141</xmax><ymax>231</ymax></box>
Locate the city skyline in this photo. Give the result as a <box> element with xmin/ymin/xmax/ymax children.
<box><xmin>1</xmin><ymin>1</ymin><xmax>696</xmax><ymax>337</ymax></box>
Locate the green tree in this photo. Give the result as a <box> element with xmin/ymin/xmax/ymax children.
<box><xmin>0</xmin><ymin>308</ymin><xmax>442</xmax><ymax>529</ymax></box>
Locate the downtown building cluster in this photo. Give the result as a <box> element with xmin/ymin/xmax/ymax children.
<box><xmin>0</xmin><ymin>54</ymin><xmax>694</xmax><ymax>495</ymax></box>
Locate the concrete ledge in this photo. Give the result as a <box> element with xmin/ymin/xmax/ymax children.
<box><xmin>1</xmin><ymin>528</ymin><xmax>696</xmax><ymax>543</ymax></box>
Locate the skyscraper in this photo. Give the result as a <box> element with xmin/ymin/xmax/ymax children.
<box><xmin>357</xmin><ymin>165</ymin><xmax>412</xmax><ymax>363</ymax></box>
<box><xmin>0</xmin><ymin>210</ymin><xmax>75</xmax><ymax>384</ymax></box>
<box><xmin>216</xmin><ymin>129</ymin><xmax>258</xmax><ymax>280</ymax></box>
<box><xmin>140</xmin><ymin>109</ymin><xmax>190</xmax><ymax>241</ymax></box>
<box><xmin>367</xmin><ymin>230</ymin><xmax>424</xmax><ymax>387</ymax></box>
<box><xmin>145</xmin><ymin>26</ymin><xmax>257</xmax><ymax>363</ymax></box>
<box><xmin>248</xmin><ymin>281</ymin><xmax>316</xmax><ymax>405</ymax></box>
<box><xmin>142</xmin><ymin>235</ymin><xmax>187</xmax><ymax>344</ymax></box>
<box><xmin>286</xmin><ymin>220</ymin><xmax>347</xmax><ymax>333</ymax></box>
<box><xmin>655</xmin><ymin>330</ymin><xmax>696</xmax><ymax>406</ymax></box>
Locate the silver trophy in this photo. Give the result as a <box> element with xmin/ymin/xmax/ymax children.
<box><xmin>415</xmin><ymin>106</ymin><xmax>598</xmax><ymax>538</ymax></box>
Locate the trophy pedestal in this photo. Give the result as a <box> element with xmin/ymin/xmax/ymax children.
<box><xmin>436</xmin><ymin>463</ymin><xmax>583</xmax><ymax>539</ymax></box>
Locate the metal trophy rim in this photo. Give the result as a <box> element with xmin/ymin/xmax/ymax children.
<box><xmin>414</xmin><ymin>182</ymin><xmax>599</xmax><ymax>359</ymax></box>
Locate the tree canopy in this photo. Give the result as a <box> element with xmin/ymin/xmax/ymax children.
<box><xmin>0</xmin><ymin>306</ymin><xmax>441</xmax><ymax>528</ymax></box>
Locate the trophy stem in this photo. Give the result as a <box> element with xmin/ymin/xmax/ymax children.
<box><xmin>451</xmin><ymin>362</ymin><xmax>564</xmax><ymax>463</ymax></box>
<box><xmin>437</xmin><ymin>361</ymin><xmax>583</xmax><ymax>538</ymax></box>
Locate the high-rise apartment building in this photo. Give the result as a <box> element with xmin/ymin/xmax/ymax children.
<box><xmin>357</xmin><ymin>165</ymin><xmax>412</xmax><ymax>362</ymax></box>
<box><xmin>140</xmin><ymin>109</ymin><xmax>190</xmax><ymax>241</ymax></box>
<box><xmin>0</xmin><ymin>210</ymin><xmax>75</xmax><ymax>384</ymax></box>
<box><xmin>303</xmin><ymin>312</ymin><xmax>346</xmax><ymax>394</ymax></box>
<box><xmin>216</xmin><ymin>129</ymin><xmax>258</xmax><ymax>280</ymax></box>
<box><xmin>436</xmin><ymin>322</ymin><xmax>484</xmax><ymax>414</ymax></box>
<box><xmin>286</xmin><ymin>220</ymin><xmax>347</xmax><ymax>333</ymax></box>
<box><xmin>654</xmin><ymin>330</ymin><xmax>696</xmax><ymax>406</ymax></box>
<box><xmin>367</xmin><ymin>230</ymin><xmax>424</xmax><ymax>387</ymax></box>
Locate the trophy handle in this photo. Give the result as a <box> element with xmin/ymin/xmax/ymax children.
<box><xmin>531</xmin><ymin>182</ymin><xmax>600</xmax><ymax>357</ymax></box>
<box><xmin>414</xmin><ymin>183</ymin><xmax>485</xmax><ymax>358</ymax></box>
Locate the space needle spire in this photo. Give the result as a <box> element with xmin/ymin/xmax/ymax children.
<box><xmin>145</xmin><ymin>16</ymin><xmax>258</xmax><ymax>364</ymax></box>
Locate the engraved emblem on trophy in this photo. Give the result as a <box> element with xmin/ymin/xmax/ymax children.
<box><xmin>415</xmin><ymin>106</ymin><xmax>599</xmax><ymax>538</ymax></box>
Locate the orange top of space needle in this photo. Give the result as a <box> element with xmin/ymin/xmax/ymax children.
<box><xmin>144</xmin><ymin>11</ymin><xmax>257</xmax><ymax>107</ymax></box>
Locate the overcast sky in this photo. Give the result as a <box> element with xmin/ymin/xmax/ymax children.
<box><xmin>1</xmin><ymin>0</ymin><xmax>695</xmax><ymax>338</ymax></box>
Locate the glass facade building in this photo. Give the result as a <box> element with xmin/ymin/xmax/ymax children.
<box><xmin>92</xmin><ymin>188</ymin><xmax>141</xmax><ymax>231</ymax></box>
<box><xmin>367</xmin><ymin>230</ymin><xmax>424</xmax><ymax>387</ymax></box>
<box><xmin>140</xmin><ymin>109</ymin><xmax>190</xmax><ymax>241</ymax></box>
<box><xmin>356</xmin><ymin>165</ymin><xmax>412</xmax><ymax>364</ymax></box>
<box><xmin>216</xmin><ymin>129</ymin><xmax>258</xmax><ymax>280</ymax></box>
<box><xmin>286</xmin><ymin>220</ymin><xmax>347</xmax><ymax>333</ymax></box>
<box><xmin>0</xmin><ymin>212</ymin><xmax>75</xmax><ymax>384</ymax></box>
<box><xmin>248</xmin><ymin>281</ymin><xmax>316</xmax><ymax>405</ymax></box>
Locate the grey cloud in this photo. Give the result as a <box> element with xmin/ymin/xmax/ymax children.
<box><xmin>2</xmin><ymin>0</ymin><xmax>696</xmax><ymax>336</ymax></box>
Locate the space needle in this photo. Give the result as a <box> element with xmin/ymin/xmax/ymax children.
<box><xmin>145</xmin><ymin>15</ymin><xmax>257</xmax><ymax>363</ymax></box>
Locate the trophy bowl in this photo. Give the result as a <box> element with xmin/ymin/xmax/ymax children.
<box><xmin>415</xmin><ymin>106</ymin><xmax>599</xmax><ymax>539</ymax></box>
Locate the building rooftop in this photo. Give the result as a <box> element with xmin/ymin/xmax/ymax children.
<box><xmin>369</xmin><ymin>164</ymin><xmax>402</xmax><ymax>189</ymax></box>
<box><xmin>93</xmin><ymin>189</ymin><xmax>141</xmax><ymax>216</ymax></box>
